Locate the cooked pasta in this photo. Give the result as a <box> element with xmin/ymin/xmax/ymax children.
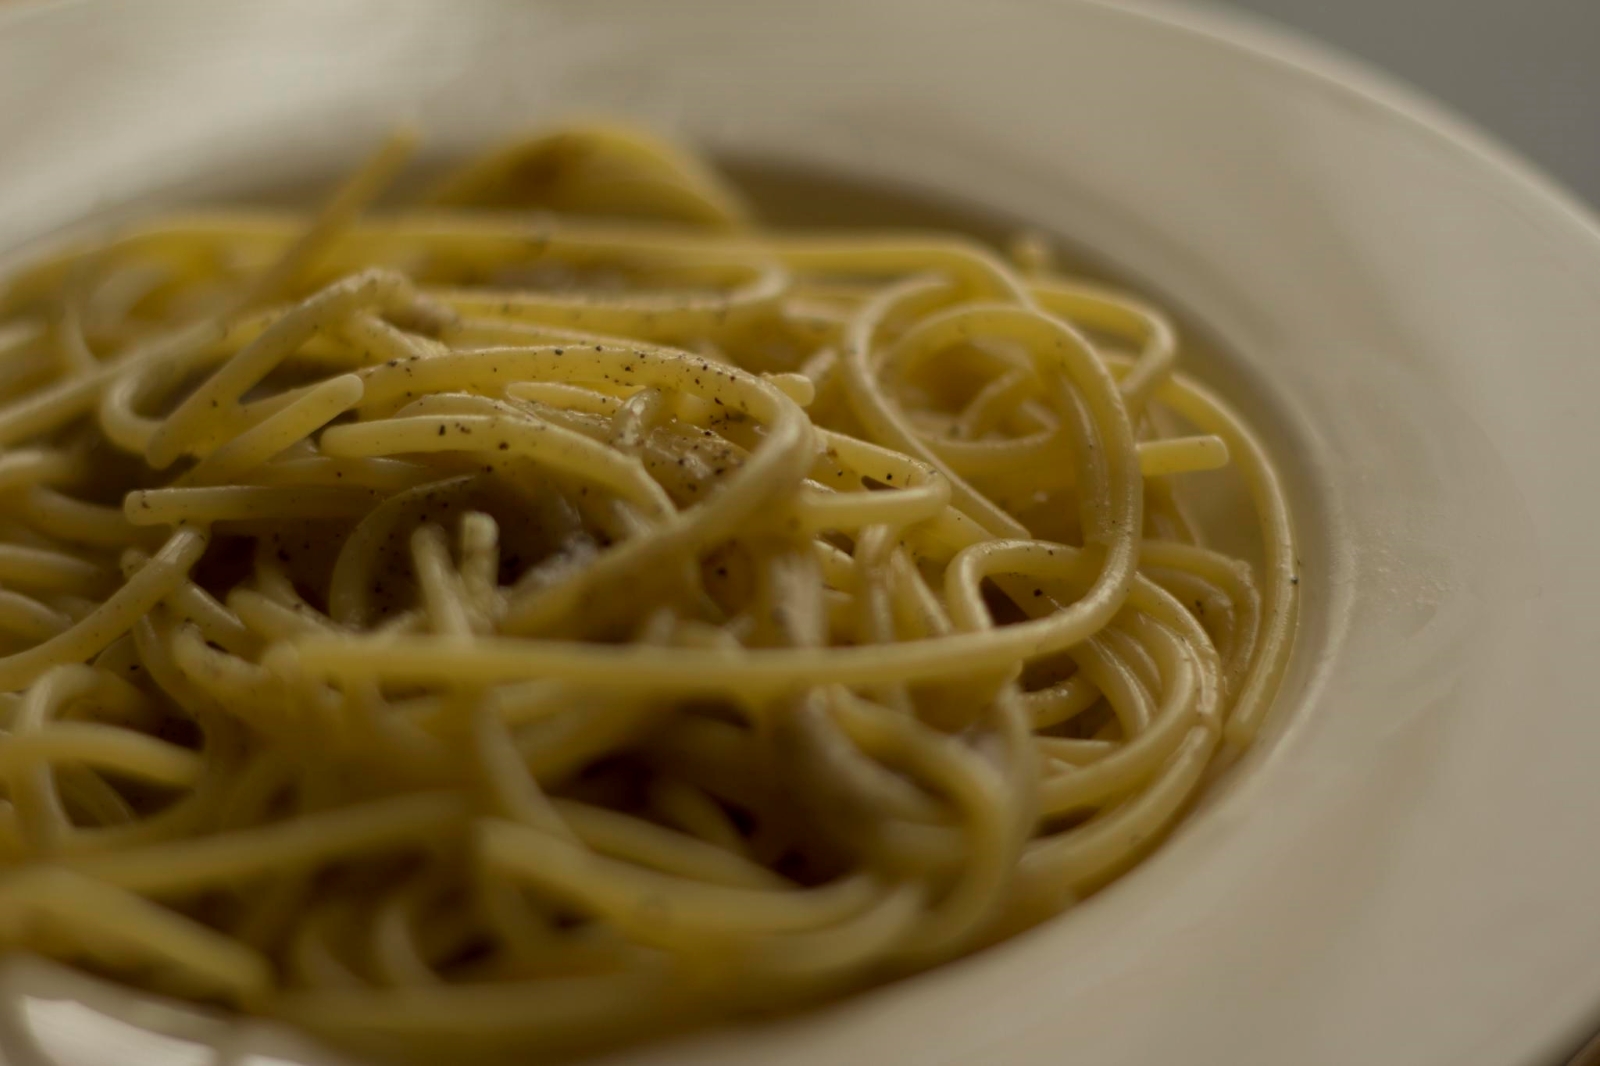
<box><xmin>0</xmin><ymin>123</ymin><xmax>1297</xmax><ymax>1061</ymax></box>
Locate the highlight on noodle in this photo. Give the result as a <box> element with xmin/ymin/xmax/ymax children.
<box><xmin>0</xmin><ymin>123</ymin><xmax>1296</xmax><ymax>1060</ymax></box>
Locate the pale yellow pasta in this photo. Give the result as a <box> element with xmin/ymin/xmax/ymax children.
<box><xmin>0</xmin><ymin>122</ymin><xmax>1297</xmax><ymax>1061</ymax></box>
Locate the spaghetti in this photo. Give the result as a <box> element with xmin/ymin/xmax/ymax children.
<box><xmin>0</xmin><ymin>123</ymin><xmax>1296</xmax><ymax>1060</ymax></box>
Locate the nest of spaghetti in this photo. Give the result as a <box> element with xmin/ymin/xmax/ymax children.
<box><xmin>0</xmin><ymin>125</ymin><xmax>1296</xmax><ymax>1061</ymax></box>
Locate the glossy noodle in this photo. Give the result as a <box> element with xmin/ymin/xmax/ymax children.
<box><xmin>0</xmin><ymin>124</ymin><xmax>1297</xmax><ymax>1060</ymax></box>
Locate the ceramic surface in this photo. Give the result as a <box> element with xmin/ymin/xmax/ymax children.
<box><xmin>2</xmin><ymin>1</ymin><xmax>1599</xmax><ymax>1064</ymax></box>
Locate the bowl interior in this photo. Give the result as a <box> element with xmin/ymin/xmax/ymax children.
<box><xmin>3</xmin><ymin>2</ymin><xmax>1600</xmax><ymax>1065</ymax></box>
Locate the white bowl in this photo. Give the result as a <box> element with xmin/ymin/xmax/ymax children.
<box><xmin>3</xmin><ymin>1</ymin><xmax>1600</xmax><ymax>1064</ymax></box>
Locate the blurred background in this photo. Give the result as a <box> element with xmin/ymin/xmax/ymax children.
<box><xmin>1215</xmin><ymin>0</ymin><xmax>1600</xmax><ymax>207</ymax></box>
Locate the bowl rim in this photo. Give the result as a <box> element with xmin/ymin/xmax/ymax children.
<box><xmin>3</xmin><ymin>2</ymin><xmax>1600</xmax><ymax>1065</ymax></box>
<box><xmin>1088</xmin><ymin>0</ymin><xmax>1600</xmax><ymax>244</ymax></box>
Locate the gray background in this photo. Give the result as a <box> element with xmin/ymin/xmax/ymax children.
<box><xmin>1213</xmin><ymin>0</ymin><xmax>1600</xmax><ymax>209</ymax></box>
